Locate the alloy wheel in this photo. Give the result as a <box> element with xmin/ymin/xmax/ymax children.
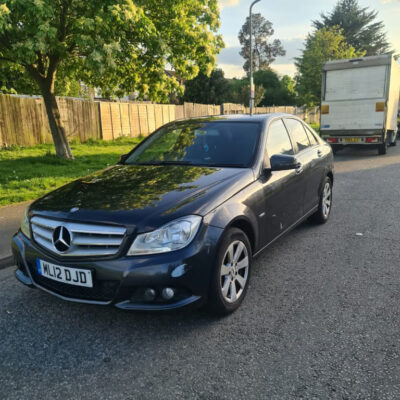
<box><xmin>322</xmin><ymin>182</ymin><xmax>332</xmax><ymax>218</ymax></box>
<box><xmin>220</xmin><ymin>240</ymin><xmax>249</xmax><ymax>303</ymax></box>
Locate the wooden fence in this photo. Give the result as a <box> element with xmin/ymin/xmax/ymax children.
<box><xmin>0</xmin><ymin>95</ymin><xmax>100</xmax><ymax>146</ymax></box>
<box><xmin>0</xmin><ymin>94</ymin><xmax>320</xmax><ymax>147</ymax></box>
<box><xmin>250</xmin><ymin>106</ymin><xmax>320</xmax><ymax>124</ymax></box>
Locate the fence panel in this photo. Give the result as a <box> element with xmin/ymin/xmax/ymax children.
<box><xmin>0</xmin><ymin>94</ymin><xmax>321</xmax><ymax>147</ymax></box>
<box><xmin>128</xmin><ymin>104</ymin><xmax>141</xmax><ymax>137</ymax></box>
<box><xmin>137</xmin><ymin>104</ymin><xmax>149</xmax><ymax>136</ymax></box>
<box><xmin>119</xmin><ymin>103</ymin><xmax>131</xmax><ymax>137</ymax></box>
<box><xmin>99</xmin><ymin>102</ymin><xmax>113</xmax><ymax>140</ymax></box>
<box><xmin>0</xmin><ymin>95</ymin><xmax>100</xmax><ymax>146</ymax></box>
<box><xmin>175</xmin><ymin>105</ymin><xmax>184</xmax><ymax>120</ymax></box>
<box><xmin>146</xmin><ymin>104</ymin><xmax>156</xmax><ymax>133</ymax></box>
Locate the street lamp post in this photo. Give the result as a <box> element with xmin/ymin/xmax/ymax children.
<box><xmin>249</xmin><ymin>0</ymin><xmax>261</xmax><ymax>116</ymax></box>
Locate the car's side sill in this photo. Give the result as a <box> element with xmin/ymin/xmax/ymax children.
<box><xmin>253</xmin><ymin>206</ymin><xmax>318</xmax><ymax>258</ymax></box>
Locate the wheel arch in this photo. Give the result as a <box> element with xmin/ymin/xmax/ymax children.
<box><xmin>226</xmin><ymin>217</ymin><xmax>256</xmax><ymax>255</ymax></box>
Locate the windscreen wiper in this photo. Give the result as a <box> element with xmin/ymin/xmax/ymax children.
<box><xmin>205</xmin><ymin>163</ymin><xmax>247</xmax><ymax>168</ymax></box>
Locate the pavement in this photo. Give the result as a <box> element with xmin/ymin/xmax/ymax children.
<box><xmin>1</xmin><ymin>144</ymin><xmax>400</xmax><ymax>399</ymax></box>
<box><xmin>0</xmin><ymin>201</ymin><xmax>30</xmax><ymax>268</ymax></box>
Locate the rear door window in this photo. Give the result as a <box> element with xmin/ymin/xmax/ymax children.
<box><xmin>304</xmin><ymin>125</ymin><xmax>318</xmax><ymax>146</ymax></box>
<box><xmin>284</xmin><ymin>119</ymin><xmax>311</xmax><ymax>152</ymax></box>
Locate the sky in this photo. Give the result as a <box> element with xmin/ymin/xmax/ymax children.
<box><xmin>216</xmin><ymin>0</ymin><xmax>400</xmax><ymax>79</ymax></box>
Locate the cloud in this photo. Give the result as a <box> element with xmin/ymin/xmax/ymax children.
<box><xmin>217</xmin><ymin>63</ymin><xmax>245</xmax><ymax>79</ymax></box>
<box><xmin>382</xmin><ymin>0</ymin><xmax>399</xmax><ymax>3</ymax></box>
<box><xmin>219</xmin><ymin>0</ymin><xmax>240</xmax><ymax>9</ymax></box>
<box><xmin>272</xmin><ymin>64</ymin><xmax>297</xmax><ymax>77</ymax></box>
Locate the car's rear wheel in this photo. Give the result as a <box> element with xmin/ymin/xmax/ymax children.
<box><xmin>310</xmin><ymin>176</ymin><xmax>332</xmax><ymax>224</ymax></box>
<box><xmin>207</xmin><ymin>228</ymin><xmax>251</xmax><ymax>315</ymax></box>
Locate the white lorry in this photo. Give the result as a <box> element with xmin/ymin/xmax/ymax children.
<box><xmin>320</xmin><ymin>54</ymin><xmax>400</xmax><ymax>155</ymax></box>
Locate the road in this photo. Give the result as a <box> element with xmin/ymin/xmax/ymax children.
<box><xmin>1</xmin><ymin>145</ymin><xmax>400</xmax><ymax>399</ymax></box>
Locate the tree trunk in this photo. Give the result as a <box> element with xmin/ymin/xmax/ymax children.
<box><xmin>41</xmin><ymin>88</ymin><xmax>74</xmax><ymax>159</ymax></box>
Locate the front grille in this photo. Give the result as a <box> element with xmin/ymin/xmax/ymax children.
<box><xmin>31</xmin><ymin>216</ymin><xmax>126</xmax><ymax>257</ymax></box>
<box><xmin>27</xmin><ymin>261</ymin><xmax>120</xmax><ymax>302</ymax></box>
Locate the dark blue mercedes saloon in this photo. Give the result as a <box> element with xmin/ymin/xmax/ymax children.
<box><xmin>12</xmin><ymin>114</ymin><xmax>334</xmax><ymax>314</ymax></box>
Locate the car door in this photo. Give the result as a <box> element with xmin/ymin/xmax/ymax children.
<box><xmin>256</xmin><ymin>118</ymin><xmax>306</xmax><ymax>247</ymax></box>
<box><xmin>283</xmin><ymin>118</ymin><xmax>322</xmax><ymax>214</ymax></box>
<box><xmin>302</xmin><ymin>123</ymin><xmax>328</xmax><ymax>210</ymax></box>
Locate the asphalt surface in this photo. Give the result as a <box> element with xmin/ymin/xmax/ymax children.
<box><xmin>1</xmin><ymin>144</ymin><xmax>400</xmax><ymax>399</ymax></box>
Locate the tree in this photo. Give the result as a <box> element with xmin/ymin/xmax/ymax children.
<box><xmin>0</xmin><ymin>1</ymin><xmax>223</xmax><ymax>159</ymax></box>
<box><xmin>279</xmin><ymin>75</ymin><xmax>297</xmax><ymax>106</ymax></box>
<box><xmin>313</xmin><ymin>0</ymin><xmax>390</xmax><ymax>56</ymax></box>
<box><xmin>183</xmin><ymin>69</ymin><xmax>229</xmax><ymax>104</ymax></box>
<box><xmin>238</xmin><ymin>13</ymin><xmax>285</xmax><ymax>73</ymax></box>
<box><xmin>251</xmin><ymin>69</ymin><xmax>297</xmax><ymax>106</ymax></box>
<box><xmin>0</xmin><ymin>61</ymin><xmax>83</xmax><ymax>97</ymax></box>
<box><xmin>295</xmin><ymin>27</ymin><xmax>365</xmax><ymax>106</ymax></box>
<box><xmin>227</xmin><ymin>78</ymin><xmax>265</xmax><ymax>107</ymax></box>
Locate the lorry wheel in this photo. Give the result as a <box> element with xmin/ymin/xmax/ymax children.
<box><xmin>389</xmin><ymin>131</ymin><xmax>397</xmax><ymax>146</ymax></box>
<box><xmin>331</xmin><ymin>145</ymin><xmax>340</xmax><ymax>155</ymax></box>
<box><xmin>378</xmin><ymin>143</ymin><xmax>387</xmax><ymax>155</ymax></box>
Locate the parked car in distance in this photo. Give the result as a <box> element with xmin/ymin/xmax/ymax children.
<box><xmin>12</xmin><ymin>114</ymin><xmax>334</xmax><ymax>314</ymax></box>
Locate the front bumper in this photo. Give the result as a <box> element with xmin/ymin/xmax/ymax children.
<box><xmin>12</xmin><ymin>224</ymin><xmax>224</xmax><ymax>311</ymax></box>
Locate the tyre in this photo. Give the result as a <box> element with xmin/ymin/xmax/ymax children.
<box><xmin>331</xmin><ymin>145</ymin><xmax>340</xmax><ymax>155</ymax></box>
<box><xmin>378</xmin><ymin>143</ymin><xmax>387</xmax><ymax>155</ymax></box>
<box><xmin>207</xmin><ymin>228</ymin><xmax>252</xmax><ymax>315</ymax></box>
<box><xmin>310</xmin><ymin>176</ymin><xmax>332</xmax><ymax>224</ymax></box>
<box><xmin>389</xmin><ymin>131</ymin><xmax>397</xmax><ymax>147</ymax></box>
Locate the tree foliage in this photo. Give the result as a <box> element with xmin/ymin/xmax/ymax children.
<box><xmin>295</xmin><ymin>27</ymin><xmax>365</xmax><ymax>106</ymax></box>
<box><xmin>183</xmin><ymin>69</ymin><xmax>229</xmax><ymax>104</ymax></box>
<box><xmin>313</xmin><ymin>0</ymin><xmax>390</xmax><ymax>56</ymax></box>
<box><xmin>227</xmin><ymin>79</ymin><xmax>265</xmax><ymax>107</ymax></box>
<box><xmin>0</xmin><ymin>0</ymin><xmax>223</xmax><ymax>158</ymax></box>
<box><xmin>253</xmin><ymin>69</ymin><xmax>297</xmax><ymax>106</ymax></box>
<box><xmin>226</xmin><ymin>69</ymin><xmax>296</xmax><ymax>107</ymax></box>
<box><xmin>238</xmin><ymin>13</ymin><xmax>285</xmax><ymax>73</ymax></box>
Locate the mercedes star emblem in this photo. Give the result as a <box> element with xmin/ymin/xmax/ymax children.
<box><xmin>53</xmin><ymin>226</ymin><xmax>72</xmax><ymax>252</ymax></box>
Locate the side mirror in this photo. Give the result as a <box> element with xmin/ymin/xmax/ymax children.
<box><xmin>118</xmin><ymin>154</ymin><xmax>129</xmax><ymax>164</ymax></box>
<box><xmin>269</xmin><ymin>154</ymin><xmax>301</xmax><ymax>172</ymax></box>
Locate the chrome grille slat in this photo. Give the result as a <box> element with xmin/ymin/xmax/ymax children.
<box><xmin>71</xmin><ymin>236</ymin><xmax>122</xmax><ymax>246</ymax></box>
<box><xmin>31</xmin><ymin>225</ymin><xmax>53</xmax><ymax>241</ymax></box>
<box><xmin>30</xmin><ymin>216</ymin><xmax>126</xmax><ymax>257</ymax></box>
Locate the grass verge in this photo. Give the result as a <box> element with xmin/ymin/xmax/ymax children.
<box><xmin>0</xmin><ymin>137</ymin><xmax>142</xmax><ymax>207</ymax></box>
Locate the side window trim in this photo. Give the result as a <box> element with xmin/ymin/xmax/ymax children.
<box><xmin>303</xmin><ymin>124</ymin><xmax>320</xmax><ymax>146</ymax></box>
<box><xmin>282</xmin><ymin>118</ymin><xmax>299</xmax><ymax>154</ymax></box>
<box><xmin>265</xmin><ymin>118</ymin><xmax>295</xmax><ymax>158</ymax></box>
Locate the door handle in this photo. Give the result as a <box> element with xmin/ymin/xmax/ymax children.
<box><xmin>317</xmin><ymin>150</ymin><xmax>323</xmax><ymax>158</ymax></box>
<box><xmin>295</xmin><ymin>162</ymin><xmax>303</xmax><ymax>175</ymax></box>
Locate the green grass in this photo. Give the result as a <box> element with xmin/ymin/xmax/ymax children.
<box><xmin>0</xmin><ymin>137</ymin><xmax>143</xmax><ymax>207</ymax></box>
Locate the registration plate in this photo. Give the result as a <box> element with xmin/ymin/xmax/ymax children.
<box><xmin>37</xmin><ymin>259</ymin><xmax>93</xmax><ymax>288</ymax></box>
<box><xmin>343</xmin><ymin>137</ymin><xmax>362</xmax><ymax>143</ymax></box>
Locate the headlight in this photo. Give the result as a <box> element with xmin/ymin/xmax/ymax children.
<box><xmin>127</xmin><ymin>215</ymin><xmax>202</xmax><ymax>256</ymax></box>
<box><xmin>20</xmin><ymin>207</ymin><xmax>31</xmax><ymax>239</ymax></box>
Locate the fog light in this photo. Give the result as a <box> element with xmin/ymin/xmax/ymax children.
<box><xmin>161</xmin><ymin>287</ymin><xmax>175</xmax><ymax>300</ymax></box>
<box><xmin>144</xmin><ymin>288</ymin><xmax>156</xmax><ymax>301</ymax></box>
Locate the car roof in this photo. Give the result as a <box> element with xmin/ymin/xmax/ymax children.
<box><xmin>173</xmin><ymin>113</ymin><xmax>301</xmax><ymax>124</ymax></box>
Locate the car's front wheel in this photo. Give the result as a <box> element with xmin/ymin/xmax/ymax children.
<box><xmin>207</xmin><ymin>228</ymin><xmax>251</xmax><ymax>315</ymax></box>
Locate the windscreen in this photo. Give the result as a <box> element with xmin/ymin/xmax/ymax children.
<box><xmin>125</xmin><ymin>120</ymin><xmax>262</xmax><ymax>168</ymax></box>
